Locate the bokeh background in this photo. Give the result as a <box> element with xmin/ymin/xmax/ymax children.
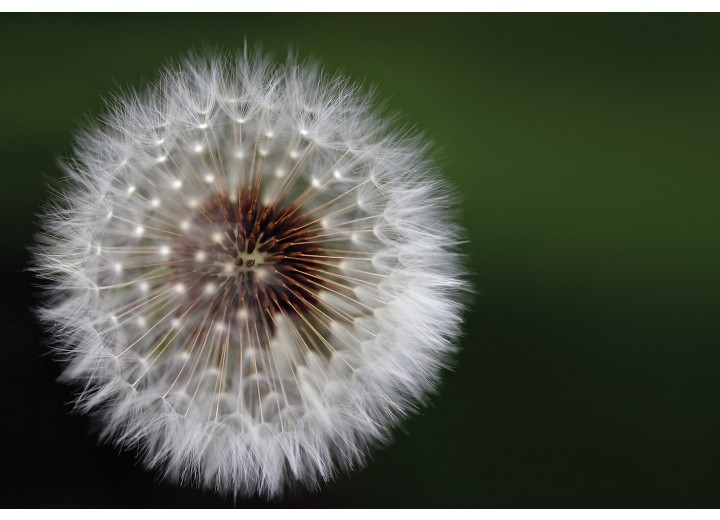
<box><xmin>1</xmin><ymin>13</ymin><xmax>719</xmax><ymax>507</ymax></box>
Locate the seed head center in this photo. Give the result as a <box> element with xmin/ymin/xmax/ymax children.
<box><xmin>231</xmin><ymin>249</ymin><xmax>266</xmax><ymax>270</ymax></box>
<box><xmin>168</xmin><ymin>188</ymin><xmax>334</xmax><ymax>345</ymax></box>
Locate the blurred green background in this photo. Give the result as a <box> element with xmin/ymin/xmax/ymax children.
<box><xmin>1</xmin><ymin>13</ymin><xmax>719</xmax><ymax>507</ymax></box>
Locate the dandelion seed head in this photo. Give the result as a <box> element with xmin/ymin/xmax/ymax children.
<box><xmin>33</xmin><ymin>50</ymin><xmax>466</xmax><ymax>499</ymax></box>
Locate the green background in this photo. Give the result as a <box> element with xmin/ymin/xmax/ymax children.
<box><xmin>1</xmin><ymin>13</ymin><xmax>719</xmax><ymax>507</ymax></box>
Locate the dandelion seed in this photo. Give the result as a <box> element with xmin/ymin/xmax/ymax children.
<box><xmin>32</xmin><ymin>50</ymin><xmax>466</xmax><ymax>498</ymax></box>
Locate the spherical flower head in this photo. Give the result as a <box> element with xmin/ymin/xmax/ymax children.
<box><xmin>34</xmin><ymin>50</ymin><xmax>466</xmax><ymax>498</ymax></box>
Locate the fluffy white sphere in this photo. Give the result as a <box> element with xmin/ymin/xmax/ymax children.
<box><xmin>34</xmin><ymin>51</ymin><xmax>465</xmax><ymax>498</ymax></box>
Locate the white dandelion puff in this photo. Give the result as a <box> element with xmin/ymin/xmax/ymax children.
<box><xmin>33</xmin><ymin>50</ymin><xmax>466</xmax><ymax>498</ymax></box>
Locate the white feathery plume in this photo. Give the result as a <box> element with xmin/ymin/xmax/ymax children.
<box><xmin>33</xmin><ymin>50</ymin><xmax>466</xmax><ymax>498</ymax></box>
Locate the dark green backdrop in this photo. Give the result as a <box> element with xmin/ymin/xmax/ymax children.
<box><xmin>1</xmin><ymin>13</ymin><xmax>719</xmax><ymax>507</ymax></box>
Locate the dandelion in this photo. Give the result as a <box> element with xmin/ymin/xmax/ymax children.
<box><xmin>34</xmin><ymin>50</ymin><xmax>465</xmax><ymax>498</ymax></box>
